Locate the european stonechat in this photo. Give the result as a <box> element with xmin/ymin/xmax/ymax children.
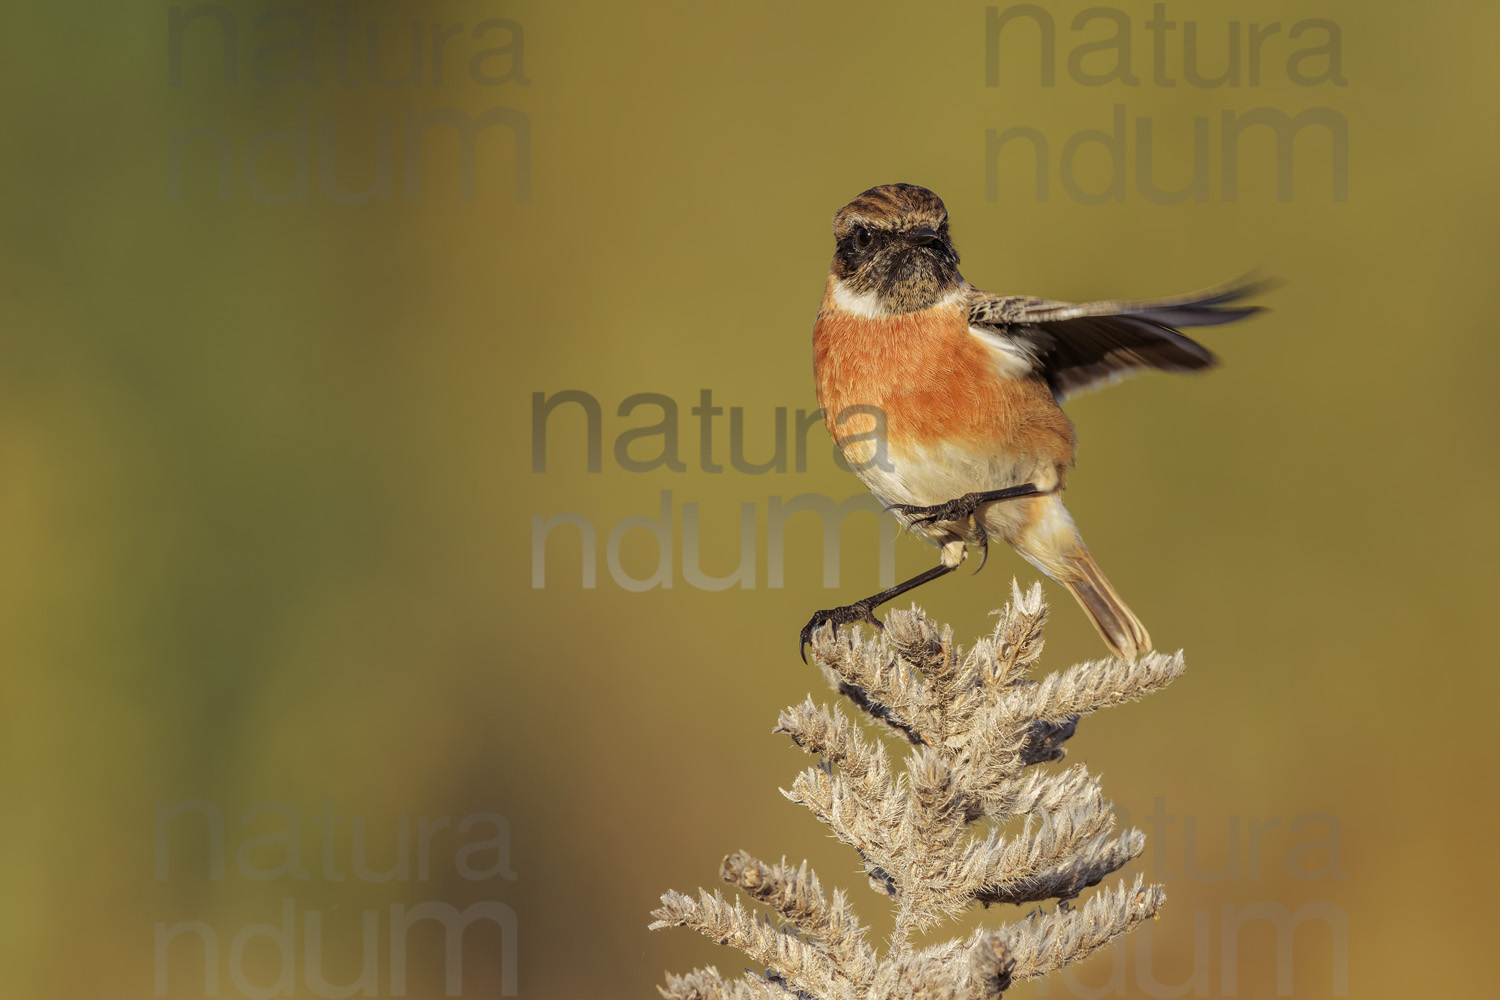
<box><xmin>804</xmin><ymin>183</ymin><xmax>1264</xmax><ymax>661</ymax></box>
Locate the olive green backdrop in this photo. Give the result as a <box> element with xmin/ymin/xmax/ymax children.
<box><xmin>4</xmin><ymin>1</ymin><xmax>1496</xmax><ymax>998</ymax></box>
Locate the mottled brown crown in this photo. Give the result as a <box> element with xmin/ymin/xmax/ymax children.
<box><xmin>830</xmin><ymin>184</ymin><xmax>961</xmax><ymax>314</ymax></box>
<box><xmin>832</xmin><ymin>183</ymin><xmax>949</xmax><ymax>241</ymax></box>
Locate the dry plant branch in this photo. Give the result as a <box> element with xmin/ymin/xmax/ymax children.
<box><xmin>650</xmin><ymin>582</ymin><xmax>1183</xmax><ymax>999</ymax></box>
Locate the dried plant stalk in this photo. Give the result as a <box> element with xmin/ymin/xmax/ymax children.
<box><xmin>650</xmin><ymin>582</ymin><xmax>1184</xmax><ymax>999</ymax></box>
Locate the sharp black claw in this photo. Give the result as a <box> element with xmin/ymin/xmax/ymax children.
<box><xmin>972</xmin><ymin>516</ymin><xmax>989</xmax><ymax>574</ymax></box>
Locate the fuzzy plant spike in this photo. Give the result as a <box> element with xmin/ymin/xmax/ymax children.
<box><xmin>650</xmin><ymin>581</ymin><xmax>1186</xmax><ymax>1000</ymax></box>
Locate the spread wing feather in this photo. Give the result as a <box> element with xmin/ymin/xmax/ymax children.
<box><xmin>967</xmin><ymin>275</ymin><xmax>1268</xmax><ymax>400</ymax></box>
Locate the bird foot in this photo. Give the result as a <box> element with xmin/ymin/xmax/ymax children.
<box><xmin>886</xmin><ymin>483</ymin><xmax>1046</xmax><ymax>528</ymax></box>
<box><xmin>799</xmin><ymin>600</ymin><xmax>884</xmax><ymax>662</ymax></box>
<box><xmin>887</xmin><ymin>484</ymin><xmax>1046</xmax><ymax>573</ymax></box>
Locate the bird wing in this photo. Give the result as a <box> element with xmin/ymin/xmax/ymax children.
<box><xmin>966</xmin><ymin>275</ymin><xmax>1268</xmax><ymax>401</ymax></box>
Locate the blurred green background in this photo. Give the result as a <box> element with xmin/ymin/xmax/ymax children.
<box><xmin>4</xmin><ymin>1</ymin><xmax>1497</xmax><ymax>997</ymax></box>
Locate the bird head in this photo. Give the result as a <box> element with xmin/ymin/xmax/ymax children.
<box><xmin>830</xmin><ymin>183</ymin><xmax>962</xmax><ymax>314</ymax></box>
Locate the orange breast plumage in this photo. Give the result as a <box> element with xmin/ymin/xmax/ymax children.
<box><xmin>812</xmin><ymin>284</ymin><xmax>1073</xmax><ymax>470</ymax></box>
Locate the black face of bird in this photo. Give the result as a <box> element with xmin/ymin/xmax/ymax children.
<box><xmin>830</xmin><ymin>183</ymin><xmax>962</xmax><ymax>313</ymax></box>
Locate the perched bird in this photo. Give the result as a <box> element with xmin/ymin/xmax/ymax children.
<box><xmin>803</xmin><ymin>183</ymin><xmax>1263</xmax><ymax>661</ymax></box>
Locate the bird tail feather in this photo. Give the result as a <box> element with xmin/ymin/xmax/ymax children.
<box><xmin>1059</xmin><ymin>551</ymin><xmax>1152</xmax><ymax>662</ymax></box>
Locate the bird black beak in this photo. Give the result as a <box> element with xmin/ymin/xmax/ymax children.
<box><xmin>908</xmin><ymin>226</ymin><xmax>940</xmax><ymax>246</ymax></box>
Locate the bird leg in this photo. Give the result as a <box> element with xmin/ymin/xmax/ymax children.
<box><xmin>800</xmin><ymin>562</ymin><xmax>957</xmax><ymax>662</ymax></box>
<box><xmin>886</xmin><ymin>483</ymin><xmax>1047</xmax><ymax>571</ymax></box>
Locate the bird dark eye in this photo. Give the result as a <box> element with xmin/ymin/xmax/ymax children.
<box><xmin>853</xmin><ymin>226</ymin><xmax>873</xmax><ymax>251</ymax></box>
